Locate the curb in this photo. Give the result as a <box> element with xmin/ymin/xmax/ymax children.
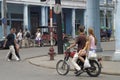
<box><xmin>28</xmin><ymin>59</ymin><xmax>120</xmax><ymax>76</ymax></box>
<box><xmin>28</xmin><ymin>61</ymin><xmax>56</xmax><ymax>69</ymax></box>
<box><xmin>101</xmin><ymin>72</ymin><xmax>120</xmax><ymax>76</ymax></box>
<box><xmin>27</xmin><ymin>56</ymin><xmax>120</xmax><ymax>76</ymax></box>
<box><xmin>24</xmin><ymin>55</ymin><xmax>48</xmax><ymax>61</ymax></box>
<box><xmin>101</xmin><ymin>56</ymin><xmax>112</xmax><ymax>61</ymax></box>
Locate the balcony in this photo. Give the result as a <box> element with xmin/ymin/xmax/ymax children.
<box><xmin>3</xmin><ymin>0</ymin><xmax>86</xmax><ymax>9</ymax></box>
<box><xmin>100</xmin><ymin>0</ymin><xmax>114</xmax><ymax>10</ymax></box>
<box><xmin>0</xmin><ymin>0</ymin><xmax>114</xmax><ymax>9</ymax></box>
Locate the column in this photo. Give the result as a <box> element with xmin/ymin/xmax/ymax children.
<box><xmin>72</xmin><ymin>9</ymin><xmax>76</xmax><ymax>38</ymax></box>
<box><xmin>45</xmin><ymin>7</ymin><xmax>48</xmax><ymax>26</ymax></box>
<box><xmin>84</xmin><ymin>10</ymin><xmax>87</xmax><ymax>32</ymax></box>
<box><xmin>103</xmin><ymin>10</ymin><xmax>107</xmax><ymax>28</ymax></box>
<box><xmin>103</xmin><ymin>0</ymin><xmax>107</xmax><ymax>28</ymax></box>
<box><xmin>86</xmin><ymin>0</ymin><xmax>102</xmax><ymax>52</ymax></box>
<box><xmin>41</xmin><ymin>6</ymin><xmax>47</xmax><ymax>32</ymax></box>
<box><xmin>112</xmin><ymin>0</ymin><xmax>117</xmax><ymax>38</ymax></box>
<box><xmin>1</xmin><ymin>1</ymin><xmax>4</xmax><ymax>38</ymax></box>
<box><xmin>113</xmin><ymin>0</ymin><xmax>120</xmax><ymax>61</ymax></box>
<box><xmin>1</xmin><ymin>0</ymin><xmax>7</xmax><ymax>38</ymax></box>
<box><xmin>41</xmin><ymin>6</ymin><xmax>46</xmax><ymax>26</ymax></box>
<box><xmin>23</xmin><ymin>4</ymin><xmax>29</xmax><ymax>31</ymax></box>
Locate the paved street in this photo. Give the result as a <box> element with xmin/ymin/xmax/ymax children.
<box><xmin>0</xmin><ymin>41</ymin><xmax>120</xmax><ymax>80</ymax></box>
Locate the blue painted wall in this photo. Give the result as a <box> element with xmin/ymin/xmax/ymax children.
<box><xmin>63</xmin><ymin>8</ymin><xmax>72</xmax><ymax>35</ymax></box>
<box><xmin>0</xmin><ymin>3</ymin><xmax>23</xmax><ymax>38</ymax></box>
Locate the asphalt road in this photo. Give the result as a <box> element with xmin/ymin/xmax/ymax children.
<box><xmin>0</xmin><ymin>47</ymin><xmax>120</xmax><ymax>80</ymax></box>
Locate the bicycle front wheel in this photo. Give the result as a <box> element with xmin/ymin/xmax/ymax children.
<box><xmin>56</xmin><ymin>60</ymin><xmax>70</xmax><ymax>75</ymax></box>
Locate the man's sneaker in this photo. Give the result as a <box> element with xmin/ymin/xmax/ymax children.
<box><xmin>75</xmin><ymin>70</ymin><xmax>83</xmax><ymax>76</ymax></box>
<box><xmin>7</xmin><ymin>59</ymin><xmax>12</xmax><ymax>61</ymax></box>
<box><xmin>74</xmin><ymin>69</ymin><xmax>78</xmax><ymax>74</ymax></box>
<box><xmin>16</xmin><ymin>58</ymin><xmax>20</xmax><ymax>61</ymax></box>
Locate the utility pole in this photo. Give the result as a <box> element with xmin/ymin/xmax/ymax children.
<box><xmin>2</xmin><ymin>0</ymin><xmax>7</xmax><ymax>37</ymax></box>
<box><xmin>49</xmin><ymin>0</ymin><xmax>53</xmax><ymax>46</ymax></box>
<box><xmin>55</xmin><ymin>0</ymin><xmax>63</xmax><ymax>54</ymax></box>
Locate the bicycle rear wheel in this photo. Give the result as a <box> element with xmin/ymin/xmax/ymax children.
<box><xmin>56</xmin><ymin>60</ymin><xmax>70</xmax><ymax>75</ymax></box>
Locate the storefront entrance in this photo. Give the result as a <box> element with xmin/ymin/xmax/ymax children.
<box><xmin>30</xmin><ymin>12</ymin><xmax>40</xmax><ymax>35</ymax></box>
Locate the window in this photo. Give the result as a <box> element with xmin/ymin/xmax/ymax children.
<box><xmin>11</xmin><ymin>13</ymin><xmax>23</xmax><ymax>19</ymax></box>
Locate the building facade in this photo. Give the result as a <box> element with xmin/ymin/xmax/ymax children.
<box><xmin>0</xmin><ymin>0</ymin><xmax>113</xmax><ymax>38</ymax></box>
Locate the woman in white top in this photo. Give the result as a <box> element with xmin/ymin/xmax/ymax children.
<box><xmin>88</xmin><ymin>28</ymin><xmax>97</xmax><ymax>52</ymax></box>
<box><xmin>78</xmin><ymin>28</ymin><xmax>97</xmax><ymax>68</ymax></box>
<box><xmin>35</xmin><ymin>29</ymin><xmax>41</xmax><ymax>46</ymax></box>
<box><xmin>17</xmin><ymin>29</ymin><xmax>23</xmax><ymax>48</ymax></box>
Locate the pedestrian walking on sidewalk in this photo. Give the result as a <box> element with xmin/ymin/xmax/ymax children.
<box><xmin>24</xmin><ymin>28</ymin><xmax>31</xmax><ymax>48</ymax></box>
<box><xmin>17</xmin><ymin>29</ymin><xmax>23</xmax><ymax>48</ymax></box>
<box><xmin>3</xmin><ymin>28</ymin><xmax>20</xmax><ymax>61</ymax></box>
<box><xmin>35</xmin><ymin>29</ymin><xmax>42</xmax><ymax>47</ymax></box>
<box><xmin>7</xmin><ymin>28</ymin><xmax>21</xmax><ymax>60</ymax></box>
<box><xmin>106</xmin><ymin>27</ymin><xmax>112</xmax><ymax>41</ymax></box>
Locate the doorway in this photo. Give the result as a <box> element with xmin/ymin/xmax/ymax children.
<box><xmin>30</xmin><ymin>12</ymin><xmax>39</xmax><ymax>36</ymax></box>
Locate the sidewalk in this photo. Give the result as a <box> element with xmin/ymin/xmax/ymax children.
<box><xmin>27</xmin><ymin>41</ymin><xmax>120</xmax><ymax>76</ymax></box>
<box><xmin>28</xmin><ymin>53</ymin><xmax>120</xmax><ymax>76</ymax></box>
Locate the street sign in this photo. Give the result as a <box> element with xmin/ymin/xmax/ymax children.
<box><xmin>2</xmin><ymin>18</ymin><xmax>7</xmax><ymax>24</ymax></box>
<box><xmin>54</xmin><ymin>4</ymin><xmax>62</xmax><ymax>14</ymax></box>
